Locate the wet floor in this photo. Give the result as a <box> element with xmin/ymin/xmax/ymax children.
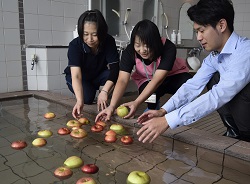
<box><xmin>0</xmin><ymin>97</ymin><xmax>249</xmax><ymax>184</ymax></box>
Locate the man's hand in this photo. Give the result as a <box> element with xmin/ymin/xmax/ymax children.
<box><xmin>137</xmin><ymin>108</ymin><xmax>166</xmax><ymax>124</ymax></box>
<box><xmin>137</xmin><ymin>116</ymin><xmax>169</xmax><ymax>143</ymax></box>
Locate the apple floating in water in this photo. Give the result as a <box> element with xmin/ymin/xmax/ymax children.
<box><xmin>54</xmin><ymin>166</ymin><xmax>73</xmax><ymax>180</ymax></box>
<box><xmin>32</xmin><ymin>138</ymin><xmax>47</xmax><ymax>147</ymax></box>
<box><xmin>57</xmin><ymin>127</ymin><xmax>71</xmax><ymax>135</ymax></box>
<box><xmin>105</xmin><ymin>130</ymin><xmax>116</xmax><ymax>136</ymax></box>
<box><xmin>64</xmin><ymin>156</ymin><xmax>83</xmax><ymax>169</ymax></box>
<box><xmin>81</xmin><ymin>164</ymin><xmax>99</xmax><ymax>174</ymax></box>
<box><xmin>121</xmin><ymin>135</ymin><xmax>133</xmax><ymax>145</ymax></box>
<box><xmin>116</xmin><ymin>105</ymin><xmax>129</xmax><ymax>118</ymax></box>
<box><xmin>104</xmin><ymin>135</ymin><xmax>117</xmax><ymax>143</ymax></box>
<box><xmin>44</xmin><ymin>112</ymin><xmax>56</xmax><ymax>119</ymax></box>
<box><xmin>37</xmin><ymin>130</ymin><xmax>53</xmax><ymax>138</ymax></box>
<box><xmin>11</xmin><ymin>140</ymin><xmax>27</xmax><ymax>150</ymax></box>
<box><xmin>126</xmin><ymin>171</ymin><xmax>151</xmax><ymax>184</ymax></box>
<box><xmin>91</xmin><ymin>124</ymin><xmax>104</xmax><ymax>132</ymax></box>
<box><xmin>95</xmin><ymin>121</ymin><xmax>106</xmax><ymax>128</ymax></box>
<box><xmin>66</xmin><ymin>120</ymin><xmax>81</xmax><ymax>128</ymax></box>
<box><xmin>76</xmin><ymin>177</ymin><xmax>97</xmax><ymax>184</ymax></box>
<box><xmin>78</xmin><ymin>117</ymin><xmax>90</xmax><ymax>125</ymax></box>
<box><xmin>110</xmin><ymin>123</ymin><xmax>126</xmax><ymax>134</ymax></box>
<box><xmin>70</xmin><ymin>128</ymin><xmax>87</xmax><ymax>139</ymax></box>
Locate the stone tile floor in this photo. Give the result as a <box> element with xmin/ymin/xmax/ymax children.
<box><xmin>0</xmin><ymin>91</ymin><xmax>249</xmax><ymax>184</ymax></box>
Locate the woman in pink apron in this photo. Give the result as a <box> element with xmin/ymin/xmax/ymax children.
<box><xmin>96</xmin><ymin>19</ymin><xmax>192</xmax><ymax>121</ymax></box>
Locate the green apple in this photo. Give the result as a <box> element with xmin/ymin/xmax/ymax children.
<box><xmin>64</xmin><ymin>156</ymin><xmax>83</xmax><ymax>169</ymax></box>
<box><xmin>116</xmin><ymin>105</ymin><xmax>129</xmax><ymax>118</ymax></box>
<box><xmin>37</xmin><ymin>130</ymin><xmax>53</xmax><ymax>138</ymax></box>
<box><xmin>110</xmin><ymin>123</ymin><xmax>127</xmax><ymax>135</ymax></box>
<box><xmin>127</xmin><ymin>171</ymin><xmax>151</xmax><ymax>184</ymax></box>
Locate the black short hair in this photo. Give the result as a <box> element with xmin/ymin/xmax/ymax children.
<box><xmin>187</xmin><ymin>0</ymin><xmax>234</xmax><ymax>32</ymax></box>
<box><xmin>77</xmin><ymin>9</ymin><xmax>108</xmax><ymax>45</ymax></box>
<box><xmin>130</xmin><ymin>19</ymin><xmax>163</xmax><ymax>61</ymax></box>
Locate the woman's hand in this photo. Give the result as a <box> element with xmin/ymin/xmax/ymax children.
<box><xmin>137</xmin><ymin>116</ymin><xmax>169</xmax><ymax>143</ymax></box>
<box><xmin>72</xmin><ymin>101</ymin><xmax>84</xmax><ymax>119</ymax></box>
<box><xmin>95</xmin><ymin>106</ymin><xmax>115</xmax><ymax>122</ymax></box>
<box><xmin>97</xmin><ymin>90</ymin><xmax>108</xmax><ymax>111</ymax></box>
<box><xmin>121</xmin><ymin>101</ymin><xmax>139</xmax><ymax>119</ymax></box>
<box><xmin>137</xmin><ymin>108</ymin><xmax>166</xmax><ymax>124</ymax></box>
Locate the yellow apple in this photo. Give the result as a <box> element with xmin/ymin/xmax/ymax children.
<box><xmin>116</xmin><ymin>105</ymin><xmax>129</xmax><ymax>118</ymax></box>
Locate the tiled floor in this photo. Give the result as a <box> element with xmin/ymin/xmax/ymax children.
<box><xmin>0</xmin><ymin>91</ymin><xmax>250</xmax><ymax>184</ymax></box>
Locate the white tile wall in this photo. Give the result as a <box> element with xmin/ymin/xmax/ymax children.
<box><xmin>1</xmin><ymin>0</ymin><xmax>250</xmax><ymax>94</ymax></box>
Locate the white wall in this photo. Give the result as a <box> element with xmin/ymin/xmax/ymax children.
<box><xmin>1</xmin><ymin>0</ymin><xmax>250</xmax><ymax>94</ymax></box>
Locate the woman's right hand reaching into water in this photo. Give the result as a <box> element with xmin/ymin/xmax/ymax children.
<box><xmin>95</xmin><ymin>106</ymin><xmax>115</xmax><ymax>122</ymax></box>
<box><xmin>72</xmin><ymin>101</ymin><xmax>83</xmax><ymax>119</ymax></box>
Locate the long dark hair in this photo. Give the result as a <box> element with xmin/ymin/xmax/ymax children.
<box><xmin>130</xmin><ymin>19</ymin><xmax>163</xmax><ymax>61</ymax></box>
<box><xmin>187</xmin><ymin>0</ymin><xmax>234</xmax><ymax>33</ymax></box>
<box><xmin>77</xmin><ymin>9</ymin><xmax>108</xmax><ymax>46</ymax></box>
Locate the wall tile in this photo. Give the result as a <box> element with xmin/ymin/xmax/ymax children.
<box><xmin>38</xmin><ymin>0</ymin><xmax>51</xmax><ymax>16</ymax></box>
<box><xmin>0</xmin><ymin>11</ymin><xmax>3</xmax><ymax>28</ymax></box>
<box><xmin>0</xmin><ymin>45</ymin><xmax>5</xmax><ymax>61</ymax></box>
<box><xmin>0</xmin><ymin>61</ymin><xmax>7</xmax><ymax>77</ymax></box>
<box><xmin>24</xmin><ymin>14</ymin><xmax>39</xmax><ymax>29</ymax></box>
<box><xmin>52</xmin><ymin>16</ymin><xmax>64</xmax><ymax>31</ymax></box>
<box><xmin>48</xmin><ymin>75</ymin><xmax>61</xmax><ymax>90</ymax></box>
<box><xmin>48</xmin><ymin>60</ymin><xmax>60</xmax><ymax>76</ymax></box>
<box><xmin>6</xmin><ymin>60</ymin><xmax>22</xmax><ymax>77</ymax></box>
<box><xmin>38</xmin><ymin>15</ymin><xmax>52</xmax><ymax>31</ymax></box>
<box><xmin>37</xmin><ymin>75</ymin><xmax>48</xmax><ymax>90</ymax></box>
<box><xmin>36</xmin><ymin>60</ymin><xmax>48</xmax><ymax>76</ymax></box>
<box><xmin>2</xmin><ymin>12</ymin><xmax>19</xmax><ymax>29</ymax></box>
<box><xmin>27</xmin><ymin>75</ymin><xmax>37</xmax><ymax>90</ymax></box>
<box><xmin>3</xmin><ymin>29</ymin><xmax>20</xmax><ymax>45</ymax></box>
<box><xmin>25</xmin><ymin>30</ymin><xmax>39</xmax><ymax>44</ymax></box>
<box><xmin>8</xmin><ymin>76</ymin><xmax>23</xmax><ymax>92</ymax></box>
<box><xmin>51</xmin><ymin>1</ymin><xmax>64</xmax><ymax>17</ymax></box>
<box><xmin>2</xmin><ymin>0</ymin><xmax>18</xmax><ymax>13</ymax></box>
<box><xmin>23</xmin><ymin>0</ymin><xmax>38</xmax><ymax>14</ymax></box>
<box><xmin>5</xmin><ymin>45</ymin><xmax>21</xmax><ymax>61</ymax></box>
<box><xmin>38</xmin><ymin>31</ymin><xmax>53</xmax><ymax>45</ymax></box>
<box><xmin>64</xmin><ymin>3</ymin><xmax>76</xmax><ymax>18</ymax></box>
<box><xmin>0</xmin><ymin>78</ymin><xmax>8</xmax><ymax>93</ymax></box>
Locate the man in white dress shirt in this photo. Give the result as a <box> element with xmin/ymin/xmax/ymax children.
<box><xmin>137</xmin><ymin>0</ymin><xmax>250</xmax><ymax>143</ymax></box>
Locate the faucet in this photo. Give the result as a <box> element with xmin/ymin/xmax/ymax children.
<box><xmin>31</xmin><ymin>54</ymin><xmax>38</xmax><ymax>70</ymax></box>
<box><xmin>188</xmin><ymin>46</ymin><xmax>203</xmax><ymax>57</ymax></box>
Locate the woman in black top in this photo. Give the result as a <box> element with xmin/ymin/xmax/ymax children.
<box><xmin>96</xmin><ymin>20</ymin><xmax>192</xmax><ymax>121</ymax></box>
<box><xmin>64</xmin><ymin>9</ymin><xmax>119</xmax><ymax>119</ymax></box>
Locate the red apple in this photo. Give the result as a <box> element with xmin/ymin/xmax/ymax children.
<box><xmin>81</xmin><ymin>164</ymin><xmax>99</xmax><ymax>174</ymax></box>
<box><xmin>76</xmin><ymin>177</ymin><xmax>97</xmax><ymax>184</ymax></box>
<box><xmin>105</xmin><ymin>130</ymin><xmax>116</xmax><ymax>136</ymax></box>
<box><xmin>96</xmin><ymin>121</ymin><xmax>106</xmax><ymax>128</ymax></box>
<box><xmin>66</xmin><ymin>120</ymin><xmax>81</xmax><ymax>128</ymax></box>
<box><xmin>44</xmin><ymin>112</ymin><xmax>56</xmax><ymax>119</ymax></box>
<box><xmin>116</xmin><ymin>105</ymin><xmax>129</xmax><ymax>118</ymax></box>
<box><xmin>70</xmin><ymin>128</ymin><xmax>87</xmax><ymax>139</ymax></box>
<box><xmin>57</xmin><ymin>127</ymin><xmax>71</xmax><ymax>135</ymax></box>
<box><xmin>32</xmin><ymin>138</ymin><xmax>47</xmax><ymax>147</ymax></box>
<box><xmin>104</xmin><ymin>135</ymin><xmax>117</xmax><ymax>143</ymax></box>
<box><xmin>37</xmin><ymin>130</ymin><xmax>53</xmax><ymax>138</ymax></box>
<box><xmin>54</xmin><ymin>166</ymin><xmax>73</xmax><ymax>180</ymax></box>
<box><xmin>121</xmin><ymin>135</ymin><xmax>133</xmax><ymax>145</ymax></box>
<box><xmin>78</xmin><ymin>117</ymin><xmax>90</xmax><ymax>125</ymax></box>
<box><xmin>64</xmin><ymin>156</ymin><xmax>83</xmax><ymax>169</ymax></box>
<box><xmin>91</xmin><ymin>124</ymin><xmax>104</xmax><ymax>132</ymax></box>
<box><xmin>11</xmin><ymin>140</ymin><xmax>27</xmax><ymax>150</ymax></box>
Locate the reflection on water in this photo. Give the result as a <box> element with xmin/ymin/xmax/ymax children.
<box><xmin>0</xmin><ymin>97</ymin><xmax>244</xmax><ymax>184</ymax></box>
